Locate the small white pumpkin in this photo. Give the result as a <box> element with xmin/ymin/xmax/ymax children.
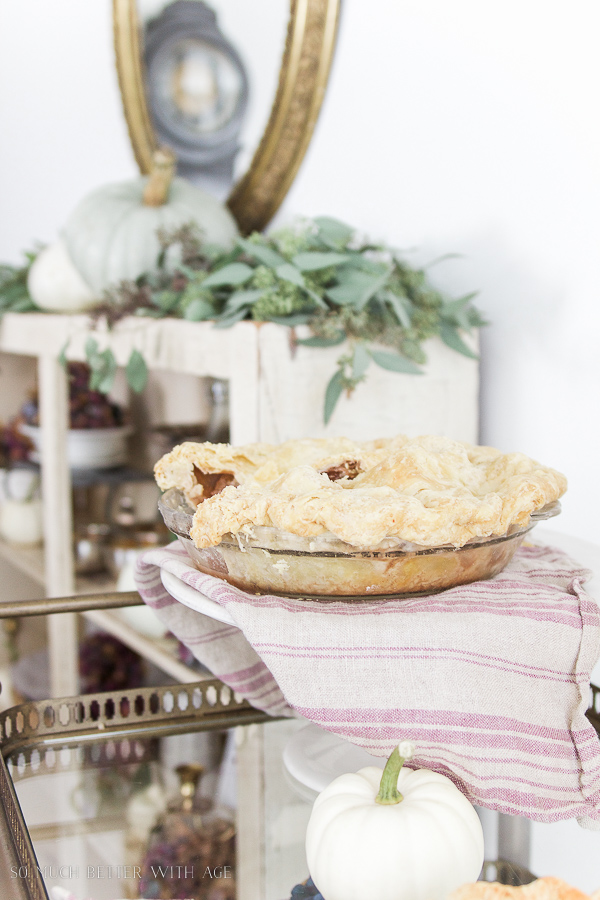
<box><xmin>306</xmin><ymin>741</ymin><xmax>484</xmax><ymax>900</ymax></box>
<box><xmin>62</xmin><ymin>148</ymin><xmax>239</xmax><ymax>294</ymax></box>
<box><xmin>27</xmin><ymin>239</ymin><xmax>96</xmax><ymax>312</ymax></box>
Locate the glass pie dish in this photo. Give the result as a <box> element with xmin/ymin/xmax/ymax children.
<box><xmin>158</xmin><ymin>488</ymin><xmax>561</xmax><ymax>600</ymax></box>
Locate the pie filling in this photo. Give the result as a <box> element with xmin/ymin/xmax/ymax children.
<box><xmin>191</xmin><ymin>466</ymin><xmax>238</xmax><ymax>501</ymax></box>
<box><xmin>320</xmin><ymin>459</ymin><xmax>363</xmax><ymax>481</ymax></box>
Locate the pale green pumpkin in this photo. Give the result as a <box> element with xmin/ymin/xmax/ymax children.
<box><xmin>62</xmin><ymin>149</ymin><xmax>239</xmax><ymax>295</ymax></box>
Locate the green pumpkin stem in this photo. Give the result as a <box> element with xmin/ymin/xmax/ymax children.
<box><xmin>375</xmin><ymin>742</ymin><xmax>415</xmax><ymax>806</ymax></box>
<box><xmin>143</xmin><ymin>148</ymin><xmax>176</xmax><ymax>206</ymax></box>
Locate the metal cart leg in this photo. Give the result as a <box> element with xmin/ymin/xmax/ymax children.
<box><xmin>498</xmin><ymin>813</ymin><xmax>531</xmax><ymax>869</ymax></box>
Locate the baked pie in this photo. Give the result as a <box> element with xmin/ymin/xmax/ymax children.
<box><xmin>155</xmin><ymin>435</ymin><xmax>566</xmax><ymax>598</ymax></box>
<box><xmin>448</xmin><ymin>876</ymin><xmax>600</xmax><ymax>899</ymax></box>
<box><xmin>155</xmin><ymin>433</ymin><xmax>565</xmax><ymax>549</ymax></box>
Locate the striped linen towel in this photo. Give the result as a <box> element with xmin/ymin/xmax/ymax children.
<box><xmin>135</xmin><ymin>541</ymin><xmax>600</xmax><ymax>827</ymax></box>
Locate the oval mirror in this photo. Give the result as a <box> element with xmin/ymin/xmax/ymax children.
<box><xmin>113</xmin><ymin>0</ymin><xmax>340</xmax><ymax>234</ymax></box>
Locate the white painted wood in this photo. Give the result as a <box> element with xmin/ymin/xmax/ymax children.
<box><xmin>0</xmin><ymin>312</ymin><xmax>88</xmax><ymax>357</ymax></box>
<box><xmin>256</xmin><ymin>323</ymin><xmax>479</xmax><ymax>443</ymax></box>
<box><xmin>37</xmin><ymin>354</ymin><xmax>79</xmax><ymax>698</ymax></box>
<box><xmin>0</xmin><ymin>539</ymin><xmax>46</xmax><ymax>586</ymax></box>
<box><xmin>0</xmin><ymin>313</ymin><xmax>250</xmax><ymax>379</ymax></box>
<box><xmin>235</xmin><ymin>723</ymin><xmax>266</xmax><ymax>900</ymax></box>
<box><xmin>229</xmin><ymin>322</ymin><xmax>260</xmax><ymax>444</ymax></box>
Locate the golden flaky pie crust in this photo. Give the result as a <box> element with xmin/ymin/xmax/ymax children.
<box><xmin>154</xmin><ymin>435</ymin><xmax>567</xmax><ymax>551</ymax></box>
<box><xmin>448</xmin><ymin>877</ymin><xmax>600</xmax><ymax>899</ymax></box>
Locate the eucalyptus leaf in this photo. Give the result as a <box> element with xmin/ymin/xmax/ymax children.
<box><xmin>326</xmin><ymin>267</ymin><xmax>390</xmax><ymax>310</ymax></box>
<box><xmin>292</xmin><ymin>251</ymin><xmax>349</xmax><ymax>271</ymax></box>
<box><xmin>468</xmin><ymin>307</ymin><xmax>489</xmax><ymax>327</ymax></box>
<box><xmin>198</xmin><ymin>245</ymin><xmax>242</xmax><ymax>271</ymax></box>
<box><xmin>383</xmin><ymin>291</ymin><xmax>412</xmax><ymax>328</ymax></box>
<box><xmin>424</xmin><ymin>252</ymin><xmax>464</xmax><ymax>268</ymax></box>
<box><xmin>153</xmin><ymin>290</ymin><xmax>180</xmax><ymax>312</ymax></box>
<box><xmin>275</xmin><ymin>263</ymin><xmax>305</xmax><ymax>288</ymax></box>
<box><xmin>88</xmin><ymin>345</ymin><xmax>106</xmax><ymax>367</ymax></box>
<box><xmin>0</xmin><ymin>283</ymin><xmax>29</xmax><ymax>307</ymax></box>
<box><xmin>183</xmin><ymin>298</ymin><xmax>215</xmax><ymax>321</ymax></box>
<box><xmin>401</xmin><ymin>340</ymin><xmax>427</xmax><ymax>364</ymax></box>
<box><xmin>134</xmin><ymin>307</ymin><xmax>166</xmax><ymax>318</ymax></box>
<box><xmin>173</xmin><ymin>263</ymin><xmax>199</xmax><ymax>280</ymax></box>
<box><xmin>213</xmin><ymin>308</ymin><xmax>250</xmax><ymax>329</ymax></box>
<box><xmin>445</xmin><ymin>291</ymin><xmax>479</xmax><ymax>307</ymax></box>
<box><xmin>126</xmin><ymin>349</ymin><xmax>148</xmax><ymax>393</ymax></box>
<box><xmin>440</xmin><ymin>310</ymin><xmax>470</xmax><ymax>332</ymax></box>
<box><xmin>342</xmin><ymin>254</ymin><xmax>389</xmax><ymax>274</ymax></box>
<box><xmin>201</xmin><ymin>262</ymin><xmax>254</xmax><ymax>288</ymax></box>
<box><xmin>58</xmin><ymin>342</ymin><xmax>69</xmax><ymax>369</ymax></box>
<box><xmin>156</xmin><ymin>246</ymin><xmax>167</xmax><ymax>269</ymax></box>
<box><xmin>97</xmin><ymin>367</ymin><xmax>117</xmax><ymax>395</ymax></box>
<box><xmin>297</xmin><ymin>331</ymin><xmax>346</xmax><ymax>348</ymax></box>
<box><xmin>274</xmin><ymin>263</ymin><xmax>327</xmax><ymax>307</ymax></box>
<box><xmin>352</xmin><ymin>342</ymin><xmax>371</xmax><ymax>380</ymax></box>
<box><xmin>369</xmin><ymin>348</ymin><xmax>423</xmax><ymax>374</ymax></box>
<box><xmin>455</xmin><ymin>310</ymin><xmax>475</xmax><ymax>332</ymax></box>
<box><xmin>0</xmin><ymin>265</ymin><xmax>17</xmax><ymax>283</ymax></box>
<box><xmin>87</xmin><ymin>351</ymin><xmax>104</xmax><ymax>372</ymax></box>
<box><xmin>181</xmin><ymin>279</ymin><xmax>210</xmax><ymax>302</ymax></box>
<box><xmin>237</xmin><ymin>238</ymin><xmax>286</xmax><ymax>269</ymax></box>
<box><xmin>10</xmin><ymin>297</ymin><xmax>38</xmax><ymax>312</ymax></box>
<box><xmin>314</xmin><ymin>217</ymin><xmax>355</xmax><ymax>249</ymax></box>
<box><xmin>439</xmin><ymin>323</ymin><xmax>479</xmax><ymax>359</ymax></box>
<box><xmin>323</xmin><ymin>368</ymin><xmax>346</xmax><ymax>424</ymax></box>
<box><xmin>304</xmin><ymin>289</ymin><xmax>328</xmax><ymax>308</ymax></box>
<box><xmin>223</xmin><ymin>289</ymin><xmax>264</xmax><ymax>314</ymax></box>
<box><xmin>89</xmin><ymin>349</ymin><xmax>117</xmax><ymax>394</ymax></box>
<box><xmin>267</xmin><ymin>313</ymin><xmax>314</xmax><ymax>326</ymax></box>
<box><xmin>440</xmin><ymin>293</ymin><xmax>479</xmax><ymax>330</ymax></box>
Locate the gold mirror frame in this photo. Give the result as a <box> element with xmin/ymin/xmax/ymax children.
<box><xmin>113</xmin><ymin>0</ymin><xmax>340</xmax><ymax>234</ymax></box>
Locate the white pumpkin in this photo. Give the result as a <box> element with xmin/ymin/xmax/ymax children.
<box><xmin>305</xmin><ymin>742</ymin><xmax>484</xmax><ymax>900</ymax></box>
<box><xmin>27</xmin><ymin>240</ymin><xmax>97</xmax><ymax>312</ymax></box>
<box><xmin>62</xmin><ymin>148</ymin><xmax>239</xmax><ymax>294</ymax></box>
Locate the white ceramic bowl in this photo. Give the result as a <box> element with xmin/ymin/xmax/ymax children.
<box><xmin>20</xmin><ymin>424</ymin><xmax>132</xmax><ymax>470</ymax></box>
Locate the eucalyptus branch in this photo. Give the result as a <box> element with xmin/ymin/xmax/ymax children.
<box><xmin>2</xmin><ymin>219</ymin><xmax>483</xmax><ymax>423</ymax></box>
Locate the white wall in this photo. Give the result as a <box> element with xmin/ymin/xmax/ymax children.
<box><xmin>0</xmin><ymin>2</ymin><xmax>137</xmax><ymax>255</ymax></box>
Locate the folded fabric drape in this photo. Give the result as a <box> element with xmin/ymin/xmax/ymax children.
<box><xmin>135</xmin><ymin>542</ymin><xmax>600</xmax><ymax>828</ymax></box>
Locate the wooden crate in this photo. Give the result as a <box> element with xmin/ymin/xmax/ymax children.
<box><xmin>254</xmin><ymin>323</ymin><xmax>479</xmax><ymax>444</ymax></box>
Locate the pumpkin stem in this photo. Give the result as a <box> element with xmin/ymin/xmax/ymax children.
<box><xmin>143</xmin><ymin>148</ymin><xmax>176</xmax><ymax>206</ymax></box>
<box><xmin>375</xmin><ymin>741</ymin><xmax>415</xmax><ymax>805</ymax></box>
